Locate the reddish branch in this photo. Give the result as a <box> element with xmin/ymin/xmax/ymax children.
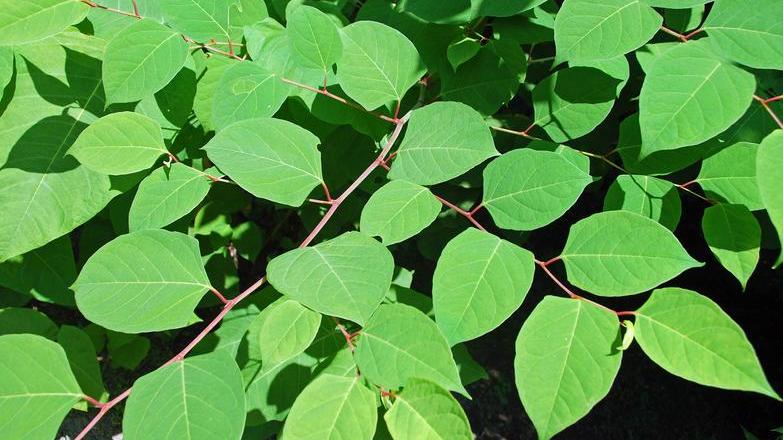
<box><xmin>434</xmin><ymin>195</ymin><xmax>487</xmax><ymax>231</ymax></box>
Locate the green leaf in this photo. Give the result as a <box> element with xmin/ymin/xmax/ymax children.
<box><xmin>0</xmin><ymin>47</ymin><xmax>13</xmax><ymax>89</ymax></box>
<box><xmin>647</xmin><ymin>0</ymin><xmax>709</xmax><ymax>6</ymax></box>
<box><xmin>0</xmin><ymin>0</ymin><xmax>89</xmax><ymax>45</ymax></box>
<box><xmin>664</xmin><ymin>6</ymin><xmax>704</xmax><ymax>33</ymax></box>
<box><xmin>68</xmin><ymin>112</ymin><xmax>167</xmax><ymax>175</ymax></box>
<box><xmin>433</xmin><ymin>228</ymin><xmax>534</xmax><ymax>344</ymax></box>
<box><xmin>639</xmin><ymin>41</ymin><xmax>756</xmax><ymax>156</ymax></box>
<box><xmin>635</xmin><ymin>288</ymin><xmax>780</xmax><ymax>400</ymax></box>
<box><xmin>106</xmin><ymin>330</ymin><xmax>150</xmax><ymax>370</ymax></box>
<box><xmin>0</xmin><ymin>334</ymin><xmax>82</xmax><ymax>440</ymax></box>
<box><xmin>532</xmin><ymin>67</ymin><xmax>619</xmax><ymax>142</ymax></box>
<box><xmin>755</xmin><ymin>130</ymin><xmax>783</xmax><ymax>267</ymax></box>
<box><xmin>604</xmin><ymin>174</ymin><xmax>682</xmax><ymax>231</ymax></box>
<box><xmin>384</xmin><ymin>378</ymin><xmax>472</xmax><ymax>440</ymax></box>
<box><xmin>192</xmin><ymin>52</ymin><xmax>235</xmax><ymax>131</ymax></box>
<box><xmin>160</xmin><ymin>0</ymin><xmax>235</xmax><ymax>42</ymax></box>
<box><xmin>446</xmin><ymin>37</ymin><xmax>481</xmax><ymax>70</ymax></box>
<box><xmin>123</xmin><ymin>352</ymin><xmax>246</xmax><ymax>440</ymax></box>
<box><xmin>280</xmin><ymin>374</ymin><xmax>377</xmax><ymax>440</ymax></box>
<box><xmin>388</xmin><ymin>101</ymin><xmax>498</xmax><ymax>185</ymax></box>
<box><xmin>354</xmin><ymin>303</ymin><xmax>466</xmax><ymax>395</ymax></box>
<box><xmin>287</xmin><ymin>5</ymin><xmax>343</xmax><ymax>73</ymax></box>
<box><xmin>554</xmin><ymin>0</ymin><xmax>661</xmax><ymax>61</ymax></box>
<box><xmin>57</xmin><ymin>325</ymin><xmax>105</xmax><ymax>407</ymax></box>
<box><xmin>360</xmin><ymin>179</ymin><xmax>441</xmax><ymax>245</ymax></box>
<box><xmin>703</xmin><ymin>0</ymin><xmax>783</xmax><ymax>70</ymax></box>
<box><xmin>0</xmin><ymin>308</ymin><xmax>58</xmax><ymax>339</ymax></box>
<box><xmin>514</xmin><ymin>297</ymin><xmax>622</xmax><ymax>440</ymax></box>
<box><xmin>252</xmin><ymin>299</ymin><xmax>322</xmax><ymax>366</ymax></box>
<box><xmin>204</xmin><ymin>118</ymin><xmax>323</xmax><ymax>206</ymax></box>
<box><xmin>702</xmin><ymin>204</ymin><xmax>760</xmax><ymax>289</ymax></box>
<box><xmin>74</xmin><ymin>230</ymin><xmax>211</xmax><ymax>333</ymax></box>
<box><xmin>337</xmin><ymin>21</ymin><xmax>424</xmax><ymax>110</ymax></box>
<box><xmin>440</xmin><ymin>41</ymin><xmax>526</xmax><ymax>115</ymax></box>
<box><xmin>697</xmin><ymin>142</ymin><xmax>762</xmax><ymax>209</ymax></box>
<box><xmin>212</xmin><ymin>62</ymin><xmax>291</xmax><ymax>130</ymax></box>
<box><xmin>268</xmin><ymin>232</ymin><xmax>393</xmax><ymax>325</ymax></box>
<box><xmin>482</xmin><ymin>148</ymin><xmax>592</xmax><ymax>230</ymax></box>
<box><xmin>561</xmin><ymin>211</ymin><xmax>702</xmax><ymax>296</ymax></box>
<box><xmin>0</xmin><ymin>236</ymin><xmax>77</xmax><ymax>306</ymax></box>
<box><xmin>128</xmin><ymin>164</ymin><xmax>211</xmax><ymax>231</ymax></box>
<box><xmin>103</xmin><ymin>19</ymin><xmax>189</xmax><ymax>104</ymax></box>
<box><xmin>0</xmin><ymin>34</ymin><xmax>114</xmax><ymax>261</ymax></box>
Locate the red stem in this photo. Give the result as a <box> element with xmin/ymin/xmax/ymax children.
<box><xmin>280</xmin><ymin>77</ymin><xmax>396</xmax><ymax>123</ymax></box>
<box><xmin>616</xmin><ymin>311</ymin><xmax>637</xmax><ymax>317</ymax></box>
<box><xmin>754</xmin><ymin>95</ymin><xmax>783</xmax><ymax>129</ymax></box>
<box><xmin>208</xmin><ymin>286</ymin><xmax>229</xmax><ymax>305</ymax></box>
<box><xmin>433</xmin><ymin>195</ymin><xmax>487</xmax><ymax>231</ymax></box>
<box><xmin>299</xmin><ymin>113</ymin><xmax>411</xmax><ymax>248</ymax></box>
<box><xmin>82</xmin><ymin>395</ymin><xmax>104</xmax><ymax>408</ymax></box>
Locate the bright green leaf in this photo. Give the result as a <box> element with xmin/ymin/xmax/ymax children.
<box><xmin>639</xmin><ymin>41</ymin><xmax>756</xmax><ymax>156</ymax></box>
<box><xmin>0</xmin><ymin>334</ymin><xmax>82</xmax><ymax>440</ymax></box>
<box><xmin>433</xmin><ymin>228</ymin><xmax>534</xmax><ymax>344</ymax></box>
<box><xmin>103</xmin><ymin>19</ymin><xmax>189</xmax><ymax>104</ymax></box>
<box><xmin>755</xmin><ymin>130</ymin><xmax>783</xmax><ymax>267</ymax></box>
<box><xmin>554</xmin><ymin>0</ymin><xmax>661</xmax><ymax>61</ymax></box>
<box><xmin>212</xmin><ymin>62</ymin><xmax>291</xmax><ymax>130</ymax></box>
<box><xmin>703</xmin><ymin>0</ymin><xmax>783</xmax><ymax>70</ymax></box>
<box><xmin>337</xmin><ymin>21</ymin><xmax>424</xmax><ymax>110</ymax></box>
<box><xmin>128</xmin><ymin>164</ymin><xmax>212</xmax><ymax>231</ymax></box>
<box><xmin>288</xmin><ymin>5</ymin><xmax>343</xmax><ymax>73</ymax></box>
<box><xmin>74</xmin><ymin>230</ymin><xmax>211</xmax><ymax>333</ymax></box>
<box><xmin>160</xmin><ymin>0</ymin><xmax>234</xmax><ymax>42</ymax></box>
<box><xmin>702</xmin><ymin>204</ymin><xmax>760</xmax><ymax>289</ymax></box>
<box><xmin>123</xmin><ymin>352</ymin><xmax>246</xmax><ymax>440</ymax></box>
<box><xmin>0</xmin><ymin>47</ymin><xmax>13</xmax><ymax>89</ymax></box>
<box><xmin>483</xmin><ymin>148</ymin><xmax>592</xmax><ymax>230</ymax></box>
<box><xmin>204</xmin><ymin>118</ymin><xmax>323</xmax><ymax>206</ymax></box>
<box><xmin>384</xmin><ymin>378</ymin><xmax>472</xmax><ymax>440</ymax></box>
<box><xmin>68</xmin><ymin>112</ymin><xmax>167</xmax><ymax>175</ymax></box>
<box><xmin>268</xmin><ymin>231</ymin><xmax>393</xmax><ymax>325</ymax></box>
<box><xmin>697</xmin><ymin>142</ymin><xmax>762</xmax><ymax>210</ymax></box>
<box><xmin>280</xmin><ymin>374</ymin><xmax>377</xmax><ymax>440</ymax></box>
<box><xmin>388</xmin><ymin>101</ymin><xmax>498</xmax><ymax>185</ymax></box>
<box><xmin>57</xmin><ymin>325</ymin><xmax>105</xmax><ymax>407</ymax></box>
<box><xmin>635</xmin><ymin>288</ymin><xmax>779</xmax><ymax>400</ymax></box>
<box><xmin>252</xmin><ymin>299</ymin><xmax>322</xmax><ymax>366</ymax></box>
<box><xmin>561</xmin><ymin>211</ymin><xmax>702</xmax><ymax>296</ymax></box>
<box><xmin>354</xmin><ymin>303</ymin><xmax>466</xmax><ymax>395</ymax></box>
<box><xmin>0</xmin><ymin>0</ymin><xmax>89</xmax><ymax>45</ymax></box>
<box><xmin>514</xmin><ymin>297</ymin><xmax>622</xmax><ymax>440</ymax></box>
<box><xmin>360</xmin><ymin>179</ymin><xmax>441</xmax><ymax>245</ymax></box>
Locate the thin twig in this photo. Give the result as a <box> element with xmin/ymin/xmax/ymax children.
<box><xmin>434</xmin><ymin>195</ymin><xmax>487</xmax><ymax>231</ymax></box>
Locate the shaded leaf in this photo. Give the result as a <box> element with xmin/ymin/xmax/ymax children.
<box><xmin>755</xmin><ymin>130</ymin><xmax>783</xmax><ymax>267</ymax></box>
<box><xmin>702</xmin><ymin>204</ymin><xmax>760</xmax><ymax>289</ymax></box>
<box><xmin>604</xmin><ymin>174</ymin><xmax>681</xmax><ymax>230</ymax></box>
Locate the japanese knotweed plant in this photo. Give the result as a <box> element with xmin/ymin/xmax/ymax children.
<box><xmin>0</xmin><ymin>0</ymin><xmax>781</xmax><ymax>439</ymax></box>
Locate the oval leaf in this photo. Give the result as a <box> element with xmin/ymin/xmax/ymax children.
<box><xmin>204</xmin><ymin>117</ymin><xmax>323</xmax><ymax>206</ymax></box>
<box><xmin>103</xmin><ymin>19</ymin><xmax>189</xmax><ymax>104</ymax></box>
<box><xmin>354</xmin><ymin>303</ymin><xmax>466</xmax><ymax>395</ymax></box>
<box><xmin>0</xmin><ymin>334</ymin><xmax>82</xmax><ymax>440</ymax></box>
<box><xmin>388</xmin><ymin>101</ymin><xmax>498</xmax><ymax>185</ymax></box>
<box><xmin>123</xmin><ymin>352</ymin><xmax>246</xmax><ymax>440</ymax></box>
<box><xmin>555</xmin><ymin>0</ymin><xmax>662</xmax><ymax>61</ymax></box>
<box><xmin>252</xmin><ymin>299</ymin><xmax>322</xmax><ymax>366</ymax></box>
<box><xmin>560</xmin><ymin>211</ymin><xmax>702</xmax><ymax>296</ymax></box>
<box><xmin>514</xmin><ymin>296</ymin><xmax>622</xmax><ymax>440</ymax></box>
<box><xmin>74</xmin><ymin>230</ymin><xmax>211</xmax><ymax>333</ymax></box>
<box><xmin>267</xmin><ymin>231</ymin><xmax>393</xmax><ymax>325</ymax></box>
<box><xmin>128</xmin><ymin>164</ymin><xmax>212</xmax><ymax>232</ymax></box>
<box><xmin>0</xmin><ymin>0</ymin><xmax>88</xmax><ymax>45</ymax></box>
<box><xmin>635</xmin><ymin>288</ymin><xmax>780</xmax><ymax>400</ymax></box>
<box><xmin>69</xmin><ymin>112</ymin><xmax>168</xmax><ymax>175</ymax></box>
<box><xmin>384</xmin><ymin>378</ymin><xmax>472</xmax><ymax>440</ymax></box>
<box><xmin>697</xmin><ymin>142</ymin><xmax>762</xmax><ymax>209</ymax></box>
<box><xmin>212</xmin><ymin>62</ymin><xmax>290</xmax><ymax>130</ymax></box>
<box><xmin>360</xmin><ymin>179</ymin><xmax>441</xmax><ymax>245</ymax></box>
<box><xmin>703</xmin><ymin>0</ymin><xmax>783</xmax><ymax>70</ymax></box>
<box><xmin>280</xmin><ymin>374</ymin><xmax>377</xmax><ymax>440</ymax></box>
<box><xmin>337</xmin><ymin>21</ymin><xmax>424</xmax><ymax>110</ymax></box>
<box><xmin>288</xmin><ymin>5</ymin><xmax>343</xmax><ymax>73</ymax></box>
<box><xmin>639</xmin><ymin>41</ymin><xmax>756</xmax><ymax>156</ymax></box>
<box><xmin>433</xmin><ymin>228</ymin><xmax>534</xmax><ymax>345</ymax></box>
<box><xmin>483</xmin><ymin>148</ymin><xmax>592</xmax><ymax>231</ymax></box>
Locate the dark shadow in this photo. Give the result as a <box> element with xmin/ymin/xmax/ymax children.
<box><xmin>2</xmin><ymin>115</ymin><xmax>86</xmax><ymax>173</ymax></box>
<box><xmin>0</xmin><ymin>55</ymin><xmax>16</xmax><ymax>117</ymax></box>
<box><xmin>64</xmin><ymin>47</ymin><xmax>105</xmax><ymax>116</ymax></box>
